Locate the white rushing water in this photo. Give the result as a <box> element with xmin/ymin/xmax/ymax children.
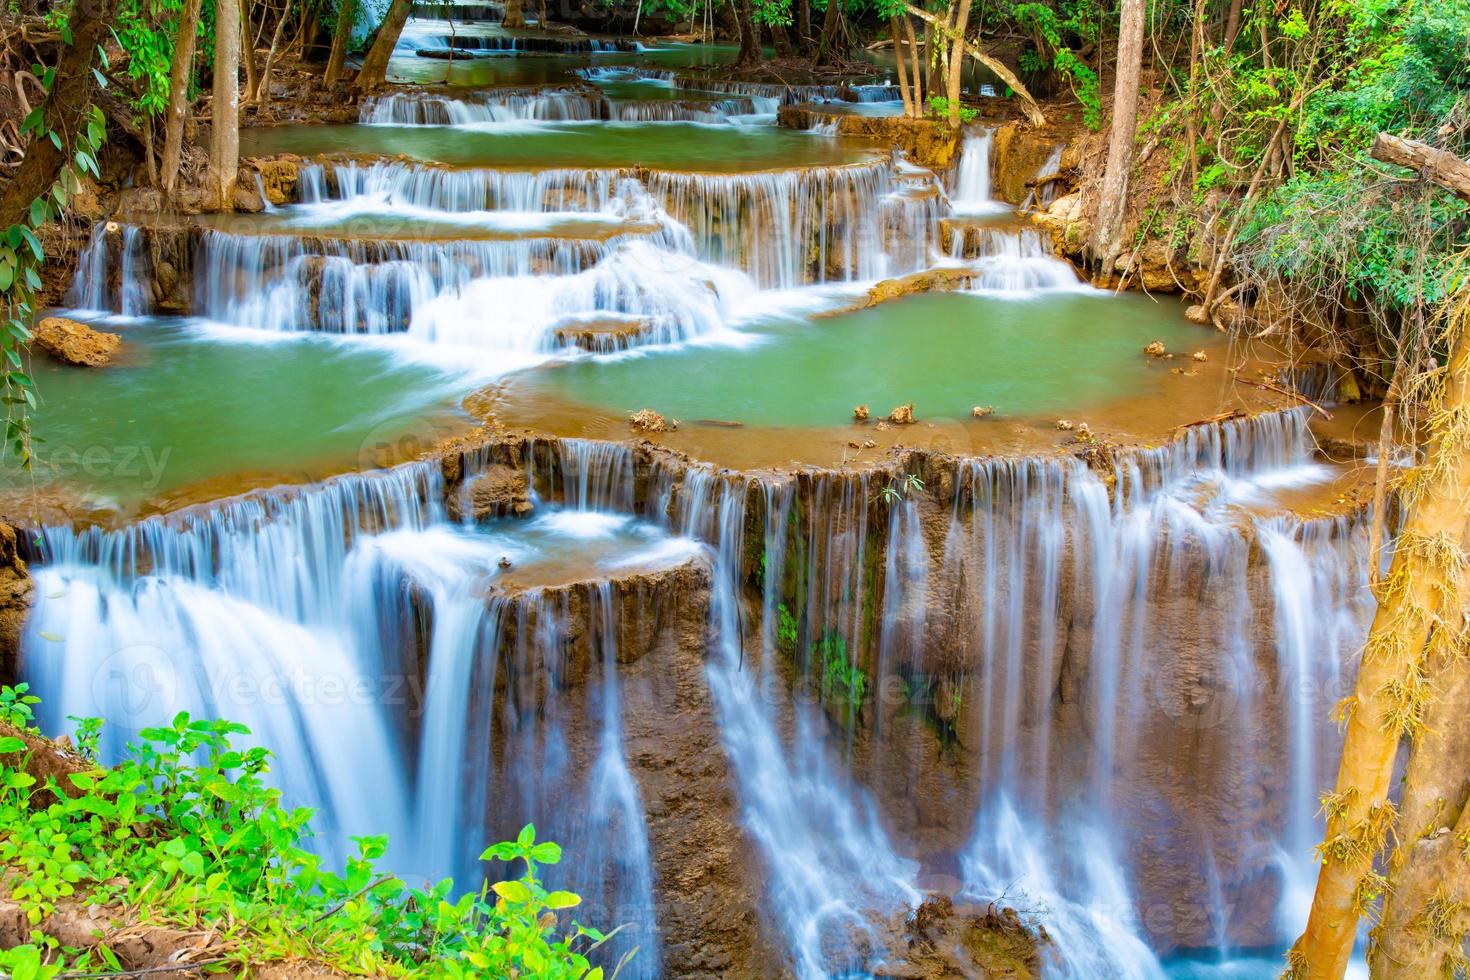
<box><xmin>40</xmin><ymin>68</ymin><xmax>1383</xmax><ymax>978</ymax></box>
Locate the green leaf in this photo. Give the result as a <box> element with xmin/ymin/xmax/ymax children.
<box><xmin>543</xmin><ymin>890</ymin><xmax>580</xmax><ymax>910</ymax></box>
<box><xmin>491</xmin><ymin>880</ymin><xmax>531</xmax><ymax>904</ymax></box>
<box><xmin>529</xmin><ymin>841</ymin><xmax>562</xmax><ymax>865</ymax></box>
<box><xmin>516</xmin><ymin>823</ymin><xmax>536</xmax><ymax>848</ymax></box>
<box><xmin>0</xmin><ymin>735</ymin><xmax>26</xmax><ymax>753</ymax></box>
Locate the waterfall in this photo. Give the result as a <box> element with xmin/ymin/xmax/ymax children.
<box><xmin>361</xmin><ymin>88</ymin><xmax>771</xmax><ymax>125</ymax></box>
<box><xmin>68</xmin><ymin>223</ymin><xmax>151</xmax><ymax>316</ymax></box>
<box><xmin>949</xmin><ymin>129</ymin><xmax>1007</xmax><ymax>215</ymax></box>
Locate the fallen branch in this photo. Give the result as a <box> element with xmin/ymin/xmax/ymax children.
<box><xmin>1233</xmin><ymin>376</ymin><xmax>1334</xmax><ymax>419</ymax></box>
<box><xmin>1173</xmin><ymin>409</ymin><xmax>1245</xmax><ymax>430</ymax></box>
<box><xmin>1370</xmin><ymin>133</ymin><xmax>1470</xmax><ymax>205</ymax></box>
<box><xmin>901</xmin><ymin>4</ymin><xmax>1045</xmax><ymax>126</ymax></box>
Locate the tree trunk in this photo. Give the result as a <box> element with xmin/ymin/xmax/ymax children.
<box><xmin>797</xmin><ymin>0</ymin><xmax>812</xmax><ymax>45</ymax></box>
<box><xmin>324</xmin><ymin>0</ymin><xmax>355</xmax><ymax>86</ymax></box>
<box><xmin>210</xmin><ymin>0</ymin><xmax>242</xmax><ymax>210</ymax></box>
<box><xmin>160</xmin><ymin>0</ymin><xmax>204</xmax><ymax>198</ymax></box>
<box><xmin>1090</xmin><ymin>0</ymin><xmax>1145</xmax><ymax>271</ymax></box>
<box><xmin>1222</xmin><ymin>0</ymin><xmax>1244</xmax><ymax>52</ymax></box>
<box><xmin>735</xmin><ymin>0</ymin><xmax>760</xmax><ymax>66</ymax></box>
<box><xmin>0</xmin><ymin>0</ymin><xmax>118</xmax><ymax>225</ymax></box>
<box><xmin>241</xmin><ymin>0</ymin><xmax>261</xmax><ymax>103</ymax></box>
<box><xmin>891</xmin><ymin>16</ymin><xmax>913</xmax><ymax>117</ymax></box>
<box><xmin>1369</xmin><ymin>568</ymin><xmax>1470</xmax><ymax>979</ymax></box>
<box><xmin>1289</xmin><ymin>291</ymin><xmax>1470</xmax><ymax>977</ymax></box>
<box><xmin>814</xmin><ymin>0</ymin><xmax>844</xmax><ymax>66</ymax></box>
<box><xmin>903</xmin><ymin>15</ymin><xmax>923</xmax><ymax>111</ymax></box>
<box><xmin>258</xmin><ymin>3</ymin><xmax>291</xmax><ymax>108</ymax></box>
<box><xmin>902</xmin><ymin>4</ymin><xmax>1044</xmax><ymax>125</ymax></box>
<box><xmin>503</xmin><ymin>0</ymin><xmax>525</xmax><ymax>28</ymax></box>
<box><xmin>943</xmin><ymin>0</ymin><xmax>972</xmax><ymax>127</ymax></box>
<box><xmin>356</xmin><ymin>0</ymin><xmax>412</xmax><ymax>90</ymax></box>
<box><xmin>1372</xmin><ymin>133</ymin><xmax>1470</xmax><ymax>205</ymax></box>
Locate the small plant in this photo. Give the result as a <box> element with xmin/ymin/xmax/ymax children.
<box><xmin>776</xmin><ymin>602</ymin><xmax>799</xmax><ymax>656</ymax></box>
<box><xmin>927</xmin><ymin>96</ymin><xmax>979</xmax><ymax>126</ymax></box>
<box><xmin>817</xmin><ymin>631</ymin><xmax>868</xmax><ymax>709</ymax></box>
<box><xmin>879</xmin><ymin>473</ymin><xmax>925</xmax><ymax>506</ymax></box>
<box><xmin>0</xmin><ymin>682</ymin><xmax>39</xmax><ymax>730</ymax></box>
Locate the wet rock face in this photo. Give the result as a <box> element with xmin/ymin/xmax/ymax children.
<box><xmin>775</xmin><ymin>107</ymin><xmax>961</xmax><ymax>170</ymax></box>
<box><xmin>0</xmin><ymin>523</ymin><xmax>31</xmax><ymax>686</ymax></box>
<box><xmin>446</xmin><ymin>465</ymin><xmax>533</xmax><ymax>522</ymax></box>
<box><xmin>989</xmin><ymin>122</ymin><xmax>1060</xmax><ymax>205</ymax></box>
<box><xmin>32</xmin><ymin>316</ymin><xmax>120</xmax><ymax>367</ymax></box>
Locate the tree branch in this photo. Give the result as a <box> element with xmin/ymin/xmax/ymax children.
<box><xmin>1370</xmin><ymin>133</ymin><xmax>1470</xmax><ymax>206</ymax></box>
<box><xmin>901</xmin><ymin>3</ymin><xmax>1045</xmax><ymax>127</ymax></box>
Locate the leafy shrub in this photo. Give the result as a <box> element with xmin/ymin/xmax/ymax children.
<box><xmin>0</xmin><ymin>696</ymin><xmax>617</xmax><ymax>978</ymax></box>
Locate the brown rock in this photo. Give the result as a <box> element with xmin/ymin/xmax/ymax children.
<box><xmin>887</xmin><ymin>403</ymin><xmax>916</xmax><ymax>425</ymax></box>
<box><xmin>971</xmin><ymin>405</ymin><xmax>994</xmax><ymax>418</ymax></box>
<box><xmin>1055</xmin><ymin>419</ymin><xmax>1075</xmax><ymax>431</ymax></box>
<box><xmin>1144</xmin><ymin>340</ymin><xmax>1167</xmax><ymax>358</ymax></box>
<box><xmin>0</xmin><ymin>523</ymin><xmax>31</xmax><ymax>685</ymax></box>
<box><xmin>1185</xmin><ymin>304</ymin><xmax>1210</xmax><ymax>325</ymax></box>
<box><xmin>1191</xmin><ymin>350</ymin><xmax>1208</xmax><ymax>362</ymax></box>
<box><xmin>448</xmin><ymin>465</ymin><xmax>533</xmax><ymax>522</ymax></box>
<box><xmin>32</xmin><ymin>317</ymin><xmax>120</xmax><ymax>367</ymax></box>
<box><xmin>853</xmin><ymin>404</ymin><xmax>870</xmax><ymax>422</ymax></box>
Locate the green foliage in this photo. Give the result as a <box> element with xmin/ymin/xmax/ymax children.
<box><xmin>927</xmin><ymin>95</ymin><xmax>978</xmax><ymax>125</ymax></box>
<box><xmin>776</xmin><ymin>601</ymin><xmax>799</xmax><ymax>656</ymax></box>
<box><xmin>113</xmin><ymin>0</ymin><xmax>186</xmax><ymax>116</ymax></box>
<box><xmin>0</xmin><ymin>692</ymin><xmax>613</xmax><ymax>978</ymax></box>
<box><xmin>1011</xmin><ymin>0</ymin><xmax>1102</xmax><ymax>128</ymax></box>
<box><xmin>817</xmin><ymin>630</ymin><xmax>867</xmax><ymax>709</ymax></box>
<box><xmin>1</xmin><ymin>31</ymin><xmax>111</xmax><ymax>467</ymax></box>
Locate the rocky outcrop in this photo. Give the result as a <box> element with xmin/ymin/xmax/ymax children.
<box><xmin>989</xmin><ymin>121</ymin><xmax>1062</xmax><ymax>205</ymax></box>
<box><xmin>32</xmin><ymin>316</ymin><xmax>120</xmax><ymax>366</ymax></box>
<box><xmin>0</xmin><ymin>523</ymin><xmax>32</xmax><ymax>686</ymax></box>
<box><xmin>776</xmin><ymin>106</ymin><xmax>962</xmax><ymax>170</ymax></box>
<box><xmin>446</xmin><ymin>465</ymin><xmax>533</xmax><ymax>522</ymax></box>
<box><xmin>816</xmin><ymin>266</ymin><xmax>976</xmax><ymax>317</ymax></box>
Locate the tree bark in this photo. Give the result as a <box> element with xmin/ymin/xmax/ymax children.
<box><xmin>355</xmin><ymin>0</ymin><xmax>412</xmax><ymax>91</ymax></box>
<box><xmin>735</xmin><ymin>0</ymin><xmax>761</xmax><ymax>66</ymax></box>
<box><xmin>1289</xmin><ymin>290</ymin><xmax>1470</xmax><ymax>977</ymax></box>
<box><xmin>160</xmin><ymin>0</ymin><xmax>204</xmax><ymax>198</ymax></box>
<box><xmin>1371</xmin><ymin>133</ymin><xmax>1470</xmax><ymax>205</ymax></box>
<box><xmin>1090</xmin><ymin>0</ymin><xmax>1145</xmax><ymax>270</ymax></box>
<box><xmin>814</xmin><ymin>0</ymin><xmax>844</xmax><ymax>66</ymax></box>
<box><xmin>324</xmin><ymin>0</ymin><xmax>355</xmax><ymax>86</ymax></box>
<box><xmin>902</xmin><ymin>4</ymin><xmax>1044</xmax><ymax>125</ymax></box>
<box><xmin>1222</xmin><ymin>0</ymin><xmax>1244</xmax><ymax>52</ymax></box>
<box><xmin>891</xmin><ymin>16</ymin><xmax>913</xmax><ymax>118</ymax></box>
<box><xmin>796</xmin><ymin>0</ymin><xmax>812</xmax><ymax>44</ymax></box>
<box><xmin>943</xmin><ymin>0</ymin><xmax>973</xmax><ymax>127</ymax></box>
<box><xmin>241</xmin><ymin>0</ymin><xmax>261</xmax><ymax>103</ymax></box>
<box><xmin>210</xmin><ymin>0</ymin><xmax>242</xmax><ymax>210</ymax></box>
<box><xmin>0</xmin><ymin>0</ymin><xmax>117</xmax><ymax>225</ymax></box>
<box><xmin>503</xmin><ymin>0</ymin><xmax>525</xmax><ymax>28</ymax></box>
<box><xmin>903</xmin><ymin>14</ymin><xmax>923</xmax><ymax>111</ymax></box>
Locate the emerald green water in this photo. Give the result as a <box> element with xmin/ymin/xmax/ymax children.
<box><xmin>4</xmin><ymin>318</ymin><xmax>468</xmax><ymax>512</ymax></box>
<box><xmin>241</xmin><ymin>121</ymin><xmax>874</xmax><ymax>172</ymax></box>
<box><xmin>510</xmin><ymin>291</ymin><xmax>1211</xmax><ymax>427</ymax></box>
<box><xmin>386</xmin><ymin>40</ymin><xmax>741</xmax><ymax>87</ymax></box>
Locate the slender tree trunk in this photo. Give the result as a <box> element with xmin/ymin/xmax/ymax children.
<box><xmin>1289</xmin><ymin>293</ymin><xmax>1470</xmax><ymax>978</ymax></box>
<box><xmin>797</xmin><ymin>0</ymin><xmax>812</xmax><ymax>44</ymax></box>
<box><xmin>324</xmin><ymin>0</ymin><xmax>355</xmax><ymax>86</ymax></box>
<box><xmin>943</xmin><ymin>0</ymin><xmax>972</xmax><ymax>127</ymax></box>
<box><xmin>0</xmin><ymin>0</ymin><xmax>119</xmax><ymax>223</ymax></box>
<box><xmin>903</xmin><ymin>4</ymin><xmax>1044</xmax><ymax>125</ymax></box>
<box><xmin>241</xmin><ymin>0</ymin><xmax>261</xmax><ymax>103</ymax></box>
<box><xmin>904</xmin><ymin>15</ymin><xmax>923</xmax><ymax>111</ymax></box>
<box><xmin>210</xmin><ymin>0</ymin><xmax>242</xmax><ymax>210</ymax></box>
<box><xmin>299</xmin><ymin>0</ymin><xmax>323</xmax><ymax>57</ymax></box>
<box><xmin>814</xmin><ymin>0</ymin><xmax>844</xmax><ymax>66</ymax></box>
<box><xmin>258</xmin><ymin>3</ymin><xmax>291</xmax><ymax>108</ymax></box>
<box><xmin>768</xmin><ymin>21</ymin><xmax>792</xmax><ymax>58</ymax></box>
<box><xmin>503</xmin><ymin>0</ymin><xmax>525</xmax><ymax>28</ymax></box>
<box><xmin>161</xmin><ymin>0</ymin><xmax>204</xmax><ymax>198</ymax></box>
<box><xmin>892</xmin><ymin>16</ymin><xmax>913</xmax><ymax>117</ymax></box>
<box><xmin>1222</xmin><ymin>0</ymin><xmax>1244</xmax><ymax>52</ymax></box>
<box><xmin>356</xmin><ymin>0</ymin><xmax>412</xmax><ymax>90</ymax></box>
<box><xmin>1090</xmin><ymin>0</ymin><xmax>1145</xmax><ymax>271</ymax></box>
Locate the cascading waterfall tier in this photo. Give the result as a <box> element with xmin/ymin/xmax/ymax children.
<box><xmin>361</xmin><ymin>86</ymin><xmax>773</xmax><ymax>125</ymax></box>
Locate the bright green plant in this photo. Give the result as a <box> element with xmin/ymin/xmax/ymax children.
<box><xmin>927</xmin><ymin>95</ymin><xmax>978</xmax><ymax>125</ymax></box>
<box><xmin>817</xmin><ymin>630</ymin><xmax>867</xmax><ymax>709</ymax></box>
<box><xmin>0</xmin><ymin>693</ymin><xmax>615</xmax><ymax>977</ymax></box>
<box><xmin>878</xmin><ymin>472</ymin><xmax>925</xmax><ymax>506</ymax></box>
